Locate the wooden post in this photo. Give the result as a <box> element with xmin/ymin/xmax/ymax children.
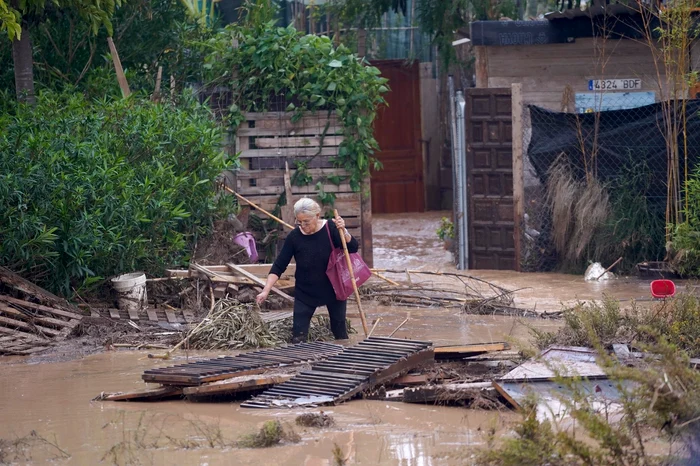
<box><xmin>357</xmin><ymin>28</ymin><xmax>367</xmax><ymax>57</ymax></box>
<box><xmin>360</xmin><ymin>177</ymin><xmax>373</xmax><ymax>268</ymax></box>
<box><xmin>107</xmin><ymin>37</ymin><xmax>131</xmax><ymax>98</ymax></box>
<box><xmin>474</xmin><ymin>46</ymin><xmax>489</xmax><ymax>88</ymax></box>
<box><xmin>511</xmin><ymin>83</ymin><xmax>524</xmax><ymax>272</ymax></box>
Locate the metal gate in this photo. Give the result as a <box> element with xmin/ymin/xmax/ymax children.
<box><xmin>465</xmin><ymin>88</ymin><xmax>516</xmax><ymax>270</ymax></box>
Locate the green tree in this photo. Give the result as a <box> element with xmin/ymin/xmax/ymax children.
<box><xmin>0</xmin><ymin>0</ymin><xmax>120</xmax><ymax>103</ymax></box>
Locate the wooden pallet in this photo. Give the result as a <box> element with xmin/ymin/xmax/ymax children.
<box><xmin>241</xmin><ymin>337</ymin><xmax>434</xmax><ymax>409</ymax></box>
<box><xmin>101</xmin><ymin>306</ymin><xmax>194</xmax><ymax>324</ymax></box>
<box><xmin>233</xmin><ymin>112</ymin><xmax>362</xmax><ymax>241</ymax></box>
<box><xmin>141</xmin><ymin>342</ymin><xmax>345</xmax><ymax>386</ymax></box>
<box><xmin>0</xmin><ymin>267</ymin><xmax>84</xmax><ymax>355</ymax></box>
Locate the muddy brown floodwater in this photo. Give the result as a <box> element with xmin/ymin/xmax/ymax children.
<box><xmin>0</xmin><ymin>211</ymin><xmax>690</xmax><ymax>465</ymax></box>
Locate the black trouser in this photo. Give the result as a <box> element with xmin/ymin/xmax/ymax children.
<box><xmin>292</xmin><ymin>298</ymin><xmax>348</xmax><ymax>343</ymax></box>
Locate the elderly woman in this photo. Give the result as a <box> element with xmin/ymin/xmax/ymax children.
<box><xmin>256</xmin><ymin>197</ymin><xmax>359</xmax><ymax>342</ymax></box>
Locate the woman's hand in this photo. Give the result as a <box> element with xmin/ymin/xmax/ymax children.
<box><xmin>332</xmin><ymin>214</ymin><xmax>346</xmax><ymax>231</ymax></box>
<box><xmin>256</xmin><ymin>289</ymin><xmax>270</xmax><ymax>305</ymax></box>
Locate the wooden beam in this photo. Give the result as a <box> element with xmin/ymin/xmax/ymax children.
<box><xmin>226</xmin><ymin>263</ymin><xmax>294</xmax><ymax>303</ymax></box>
<box><xmin>0</xmin><ymin>303</ymin><xmax>78</xmax><ymax>329</ymax></box>
<box><xmin>360</xmin><ymin>177</ymin><xmax>373</xmax><ymax>268</ymax></box>
<box><xmin>435</xmin><ymin>342</ymin><xmax>509</xmax><ymax>360</ymax></box>
<box><xmin>474</xmin><ymin>47</ymin><xmax>489</xmax><ymax>88</ymax></box>
<box><xmin>183</xmin><ymin>374</ymin><xmax>292</xmax><ymax>397</ymax></box>
<box><xmin>0</xmin><ymin>295</ymin><xmax>84</xmax><ymax>321</ymax></box>
<box><xmin>101</xmin><ymin>386</ymin><xmax>183</xmax><ymax>402</ymax></box>
<box><xmin>511</xmin><ymin>82</ymin><xmax>524</xmax><ymax>272</ymax></box>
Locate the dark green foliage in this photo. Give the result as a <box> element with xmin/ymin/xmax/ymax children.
<box><xmin>671</xmin><ymin>164</ymin><xmax>700</xmax><ymax>276</ymax></box>
<box><xmin>0</xmin><ymin>0</ymin><xmax>208</xmax><ymax>99</ymax></box>
<box><xmin>592</xmin><ymin>158</ymin><xmax>666</xmax><ymax>274</ymax></box>
<box><xmin>0</xmin><ymin>90</ymin><xmax>233</xmax><ymax>296</ymax></box>
<box><xmin>201</xmin><ymin>21</ymin><xmax>388</xmax><ymax>193</ymax></box>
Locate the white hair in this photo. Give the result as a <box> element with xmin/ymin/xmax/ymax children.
<box><xmin>293</xmin><ymin>197</ymin><xmax>321</xmax><ymax>217</ymax></box>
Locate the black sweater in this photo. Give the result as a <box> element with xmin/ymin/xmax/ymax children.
<box><xmin>270</xmin><ymin>220</ymin><xmax>359</xmax><ymax>307</ymax></box>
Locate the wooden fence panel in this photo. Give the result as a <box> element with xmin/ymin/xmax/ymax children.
<box><xmin>232</xmin><ymin>112</ymin><xmax>365</xmax><ymax>246</ymax></box>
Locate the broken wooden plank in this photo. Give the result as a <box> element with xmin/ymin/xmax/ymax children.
<box><xmin>0</xmin><ymin>266</ymin><xmax>79</xmax><ymax>313</ymax></box>
<box><xmin>0</xmin><ymin>295</ymin><xmax>84</xmax><ymax>321</ymax></box>
<box><xmin>386</xmin><ymin>374</ymin><xmax>429</xmax><ymax>386</ymax></box>
<box><xmin>183</xmin><ymin>374</ymin><xmax>293</xmax><ymax>397</ymax></box>
<box><xmin>226</xmin><ymin>263</ymin><xmax>293</xmax><ymax>303</ymax></box>
<box><xmin>403</xmin><ymin>382</ymin><xmax>493</xmax><ymax>404</ymax></box>
<box><xmin>164</xmin><ymin>310</ymin><xmax>178</xmax><ymax>324</ymax></box>
<box><xmin>109</xmin><ymin>309</ymin><xmax>121</xmax><ymax>319</ymax></box>
<box><xmin>0</xmin><ymin>326</ymin><xmax>48</xmax><ymax>341</ymax></box>
<box><xmin>99</xmin><ymin>386</ymin><xmax>183</xmax><ymax>402</ymax></box>
<box><xmin>146</xmin><ymin>309</ymin><xmax>158</xmax><ymax>322</ymax></box>
<box><xmin>0</xmin><ymin>303</ymin><xmax>78</xmax><ymax>329</ymax></box>
<box><xmin>0</xmin><ymin>314</ymin><xmax>62</xmax><ymax>337</ymax></box>
<box><xmin>434</xmin><ymin>342</ymin><xmax>509</xmax><ymax>360</ymax></box>
<box><xmin>127</xmin><ymin>308</ymin><xmax>139</xmax><ymax>321</ymax></box>
<box><xmin>182</xmin><ymin>310</ymin><xmax>195</xmax><ymax>324</ymax></box>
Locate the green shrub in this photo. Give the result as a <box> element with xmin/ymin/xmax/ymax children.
<box><xmin>0</xmin><ymin>90</ymin><xmax>233</xmax><ymax>295</ymax></box>
<box><xmin>671</xmin><ymin>166</ymin><xmax>700</xmax><ymax>276</ymax></box>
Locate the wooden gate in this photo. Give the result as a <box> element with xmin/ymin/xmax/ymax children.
<box><xmin>465</xmin><ymin>88</ymin><xmax>516</xmax><ymax>270</ymax></box>
<box><xmin>370</xmin><ymin>60</ymin><xmax>425</xmax><ymax>214</ymax></box>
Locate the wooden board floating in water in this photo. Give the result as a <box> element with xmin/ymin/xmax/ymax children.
<box><xmin>141</xmin><ymin>342</ymin><xmax>344</xmax><ymax>386</ymax></box>
<box><xmin>241</xmin><ymin>337</ymin><xmax>434</xmax><ymax>409</ymax></box>
<box><xmin>98</xmin><ymin>386</ymin><xmax>184</xmax><ymax>402</ymax></box>
<box><xmin>183</xmin><ymin>373</ymin><xmax>293</xmax><ymax>398</ymax></box>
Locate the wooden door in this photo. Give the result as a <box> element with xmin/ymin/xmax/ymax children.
<box><xmin>371</xmin><ymin>60</ymin><xmax>425</xmax><ymax>214</ymax></box>
<box><xmin>465</xmin><ymin>88</ymin><xmax>516</xmax><ymax>270</ymax></box>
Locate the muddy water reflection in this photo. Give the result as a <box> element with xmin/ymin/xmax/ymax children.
<box><xmin>0</xmin><ymin>350</ymin><xmax>514</xmax><ymax>465</ymax></box>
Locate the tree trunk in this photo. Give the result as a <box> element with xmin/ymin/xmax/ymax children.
<box><xmin>11</xmin><ymin>24</ymin><xmax>35</xmax><ymax>104</ymax></box>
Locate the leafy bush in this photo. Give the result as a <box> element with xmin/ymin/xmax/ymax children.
<box><xmin>0</xmin><ymin>90</ymin><xmax>233</xmax><ymax>295</ymax></box>
<box><xmin>532</xmin><ymin>294</ymin><xmax>700</xmax><ymax>359</ymax></box>
<box><xmin>671</xmin><ymin>166</ymin><xmax>700</xmax><ymax>276</ymax></box>
<box><xmin>201</xmin><ymin>21</ymin><xmax>388</xmax><ymax>191</ymax></box>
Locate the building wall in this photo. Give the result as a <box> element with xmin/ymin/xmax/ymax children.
<box><xmin>479</xmin><ymin>37</ymin><xmax>668</xmax><ymax>111</ymax></box>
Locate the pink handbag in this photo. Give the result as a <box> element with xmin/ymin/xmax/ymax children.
<box><xmin>325</xmin><ymin>223</ymin><xmax>371</xmax><ymax>300</ymax></box>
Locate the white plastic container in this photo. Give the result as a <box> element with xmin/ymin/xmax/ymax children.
<box><xmin>111</xmin><ymin>272</ymin><xmax>147</xmax><ymax>313</ymax></box>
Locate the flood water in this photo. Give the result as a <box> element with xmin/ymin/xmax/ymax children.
<box><xmin>0</xmin><ymin>212</ymin><xmax>687</xmax><ymax>465</ymax></box>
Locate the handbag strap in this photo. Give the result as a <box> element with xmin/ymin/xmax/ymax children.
<box><xmin>325</xmin><ymin>221</ymin><xmax>337</xmax><ymax>250</ymax></box>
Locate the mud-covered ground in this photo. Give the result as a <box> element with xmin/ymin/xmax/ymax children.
<box><xmin>0</xmin><ymin>211</ymin><xmax>689</xmax><ymax>465</ymax></box>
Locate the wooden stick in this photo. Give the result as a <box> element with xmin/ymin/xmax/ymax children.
<box><xmin>372</xmin><ymin>271</ymin><xmax>400</xmax><ymax>286</ymax></box>
<box><xmin>388</xmin><ymin>317</ymin><xmax>409</xmax><ymax>337</ymax></box>
<box><xmin>368</xmin><ymin>317</ymin><xmax>382</xmax><ymax>337</ymax></box>
<box><xmin>334</xmin><ymin>209</ymin><xmax>368</xmax><ymax>336</ymax></box>
<box><xmin>226</xmin><ymin>263</ymin><xmax>294</xmax><ymax>303</ymax></box>
<box><xmin>596</xmin><ymin>256</ymin><xmax>623</xmax><ymax>281</ymax></box>
<box><xmin>222</xmin><ymin>185</ymin><xmax>294</xmax><ymax>230</ymax></box>
<box><xmin>152</xmin><ymin>65</ymin><xmax>163</xmax><ymax>102</ymax></box>
<box><xmin>106</xmin><ymin>37</ymin><xmax>131</xmax><ymax>98</ymax></box>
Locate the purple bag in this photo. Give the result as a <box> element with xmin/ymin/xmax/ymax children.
<box><xmin>325</xmin><ymin>223</ymin><xmax>371</xmax><ymax>301</ymax></box>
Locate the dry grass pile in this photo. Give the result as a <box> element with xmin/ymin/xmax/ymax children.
<box><xmin>236</xmin><ymin>421</ymin><xmax>300</xmax><ymax>448</ymax></box>
<box><xmin>546</xmin><ymin>159</ymin><xmax>610</xmax><ymax>262</ymax></box>
<box><xmin>295</xmin><ymin>412</ymin><xmax>335</xmax><ymax>428</ymax></box>
<box><xmin>531</xmin><ymin>293</ymin><xmax>700</xmax><ymax>358</ymax></box>
<box><xmin>187</xmin><ymin>299</ymin><xmax>355</xmax><ymax>350</ymax></box>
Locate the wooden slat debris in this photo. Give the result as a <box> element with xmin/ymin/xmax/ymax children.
<box><xmin>242</xmin><ymin>337</ymin><xmax>434</xmax><ymax>408</ymax></box>
<box><xmin>183</xmin><ymin>373</ymin><xmax>293</xmax><ymax>398</ymax></box>
<box><xmin>226</xmin><ymin>263</ymin><xmax>294</xmax><ymax>303</ymax></box>
<box><xmin>434</xmin><ymin>342</ymin><xmax>509</xmax><ymax>360</ymax></box>
<box><xmin>96</xmin><ymin>386</ymin><xmax>183</xmax><ymax>402</ymax></box>
<box><xmin>403</xmin><ymin>382</ymin><xmax>494</xmax><ymax>404</ymax></box>
<box><xmin>0</xmin><ymin>267</ymin><xmax>84</xmax><ymax>355</ymax></box>
<box><xmin>142</xmin><ymin>342</ymin><xmax>344</xmax><ymax>386</ymax></box>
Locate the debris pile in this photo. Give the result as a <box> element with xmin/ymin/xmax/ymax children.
<box><xmin>0</xmin><ymin>266</ymin><xmax>84</xmax><ymax>355</ymax></box>
<box><xmin>187</xmin><ymin>299</ymin><xmax>354</xmax><ymax>350</ymax></box>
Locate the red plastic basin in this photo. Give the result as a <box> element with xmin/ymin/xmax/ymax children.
<box><xmin>650</xmin><ymin>279</ymin><xmax>676</xmax><ymax>299</ymax></box>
